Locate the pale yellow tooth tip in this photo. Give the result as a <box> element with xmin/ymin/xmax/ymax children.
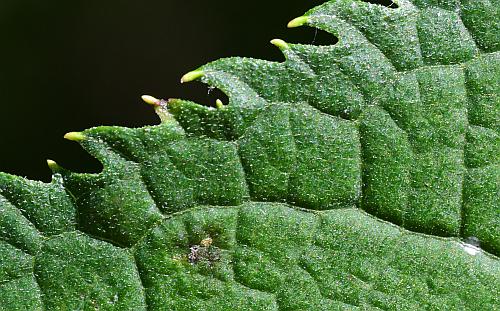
<box><xmin>288</xmin><ymin>16</ymin><xmax>308</xmax><ymax>28</ymax></box>
<box><xmin>270</xmin><ymin>39</ymin><xmax>289</xmax><ymax>50</ymax></box>
<box><xmin>141</xmin><ymin>95</ymin><xmax>159</xmax><ymax>105</ymax></box>
<box><xmin>215</xmin><ymin>99</ymin><xmax>224</xmax><ymax>109</ymax></box>
<box><xmin>64</xmin><ymin>132</ymin><xmax>86</xmax><ymax>142</ymax></box>
<box><xmin>46</xmin><ymin>159</ymin><xmax>58</xmax><ymax>169</ymax></box>
<box><xmin>180</xmin><ymin>70</ymin><xmax>204</xmax><ymax>83</ymax></box>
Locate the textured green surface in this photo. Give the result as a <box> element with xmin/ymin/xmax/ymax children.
<box><xmin>1</xmin><ymin>0</ymin><xmax>499</xmax><ymax>310</ymax></box>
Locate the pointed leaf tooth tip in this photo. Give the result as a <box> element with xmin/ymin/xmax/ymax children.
<box><xmin>215</xmin><ymin>99</ymin><xmax>225</xmax><ymax>109</ymax></box>
<box><xmin>46</xmin><ymin>159</ymin><xmax>59</xmax><ymax>170</ymax></box>
<box><xmin>270</xmin><ymin>39</ymin><xmax>289</xmax><ymax>50</ymax></box>
<box><xmin>141</xmin><ymin>95</ymin><xmax>160</xmax><ymax>106</ymax></box>
<box><xmin>287</xmin><ymin>16</ymin><xmax>308</xmax><ymax>28</ymax></box>
<box><xmin>180</xmin><ymin>70</ymin><xmax>204</xmax><ymax>83</ymax></box>
<box><xmin>64</xmin><ymin>132</ymin><xmax>86</xmax><ymax>142</ymax></box>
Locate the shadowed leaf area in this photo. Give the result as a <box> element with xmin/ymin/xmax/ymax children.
<box><xmin>0</xmin><ymin>0</ymin><xmax>499</xmax><ymax>310</ymax></box>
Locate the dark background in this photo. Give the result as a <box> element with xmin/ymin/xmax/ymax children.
<box><xmin>0</xmin><ymin>1</ymin><xmax>385</xmax><ymax>181</ymax></box>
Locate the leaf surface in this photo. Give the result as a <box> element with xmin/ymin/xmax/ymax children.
<box><xmin>0</xmin><ymin>0</ymin><xmax>498</xmax><ymax>310</ymax></box>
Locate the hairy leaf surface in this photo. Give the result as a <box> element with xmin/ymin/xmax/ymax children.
<box><xmin>0</xmin><ymin>0</ymin><xmax>499</xmax><ymax>310</ymax></box>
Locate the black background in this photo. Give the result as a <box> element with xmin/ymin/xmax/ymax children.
<box><xmin>0</xmin><ymin>1</ymin><xmax>387</xmax><ymax>181</ymax></box>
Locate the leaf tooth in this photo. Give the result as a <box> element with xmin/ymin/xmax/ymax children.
<box><xmin>270</xmin><ymin>39</ymin><xmax>289</xmax><ymax>51</ymax></box>
<box><xmin>287</xmin><ymin>16</ymin><xmax>309</xmax><ymax>28</ymax></box>
<box><xmin>140</xmin><ymin>95</ymin><xmax>182</xmax><ymax>124</ymax></box>
<box><xmin>46</xmin><ymin>159</ymin><xmax>60</xmax><ymax>171</ymax></box>
<box><xmin>141</xmin><ymin>95</ymin><xmax>160</xmax><ymax>106</ymax></box>
<box><xmin>180</xmin><ymin>70</ymin><xmax>205</xmax><ymax>83</ymax></box>
<box><xmin>63</xmin><ymin>132</ymin><xmax>86</xmax><ymax>142</ymax></box>
<box><xmin>215</xmin><ymin>99</ymin><xmax>226</xmax><ymax>109</ymax></box>
<box><xmin>46</xmin><ymin>159</ymin><xmax>68</xmax><ymax>175</ymax></box>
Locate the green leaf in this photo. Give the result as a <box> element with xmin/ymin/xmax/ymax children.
<box><xmin>1</xmin><ymin>0</ymin><xmax>499</xmax><ymax>309</ymax></box>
